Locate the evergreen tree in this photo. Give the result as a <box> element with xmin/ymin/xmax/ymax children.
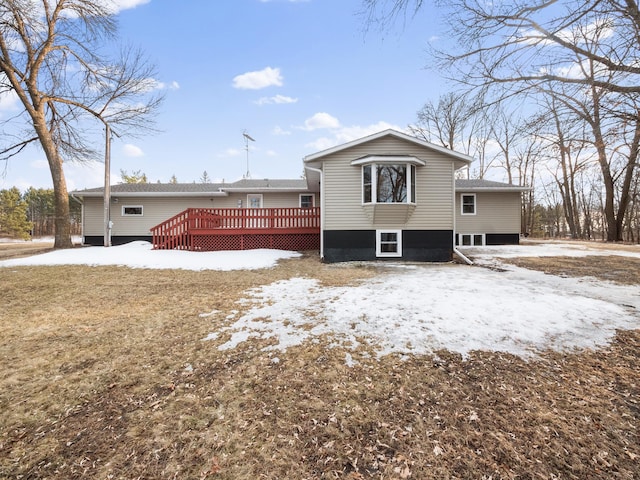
<box><xmin>0</xmin><ymin>187</ymin><xmax>32</xmax><ymax>240</ymax></box>
<box><xmin>24</xmin><ymin>188</ymin><xmax>55</xmax><ymax>236</ymax></box>
<box><xmin>200</xmin><ymin>171</ymin><xmax>212</xmax><ymax>183</ymax></box>
<box><xmin>120</xmin><ymin>169</ymin><xmax>148</xmax><ymax>184</ymax></box>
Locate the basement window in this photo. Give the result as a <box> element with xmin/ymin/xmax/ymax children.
<box><xmin>122</xmin><ymin>205</ymin><xmax>143</xmax><ymax>216</ymax></box>
<box><xmin>458</xmin><ymin>233</ymin><xmax>484</xmax><ymax>246</ymax></box>
<box><xmin>376</xmin><ymin>230</ymin><xmax>402</xmax><ymax>257</ymax></box>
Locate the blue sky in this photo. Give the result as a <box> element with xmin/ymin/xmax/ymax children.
<box><xmin>0</xmin><ymin>0</ymin><xmax>450</xmax><ymax>191</ymax></box>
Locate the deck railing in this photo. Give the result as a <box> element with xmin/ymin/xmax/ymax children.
<box><xmin>151</xmin><ymin>207</ymin><xmax>320</xmax><ymax>250</ymax></box>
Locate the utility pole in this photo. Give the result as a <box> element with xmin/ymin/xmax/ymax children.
<box><xmin>104</xmin><ymin>123</ymin><xmax>112</xmax><ymax>247</ymax></box>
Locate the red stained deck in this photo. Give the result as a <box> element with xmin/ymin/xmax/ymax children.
<box><xmin>151</xmin><ymin>207</ymin><xmax>320</xmax><ymax>251</ymax></box>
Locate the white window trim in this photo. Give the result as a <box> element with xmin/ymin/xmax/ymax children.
<box><xmin>121</xmin><ymin>205</ymin><xmax>143</xmax><ymax>216</ymax></box>
<box><xmin>362</xmin><ymin>163</ymin><xmax>416</xmax><ymax>205</ymax></box>
<box><xmin>247</xmin><ymin>194</ymin><xmax>263</xmax><ymax>208</ymax></box>
<box><xmin>461</xmin><ymin>193</ymin><xmax>476</xmax><ymax>215</ymax></box>
<box><xmin>376</xmin><ymin>229</ymin><xmax>402</xmax><ymax>257</ymax></box>
<box><xmin>299</xmin><ymin>193</ymin><xmax>314</xmax><ymax>208</ymax></box>
<box><xmin>458</xmin><ymin>233</ymin><xmax>485</xmax><ymax>246</ymax></box>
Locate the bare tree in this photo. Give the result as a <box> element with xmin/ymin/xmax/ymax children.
<box><xmin>366</xmin><ymin>0</ymin><xmax>640</xmax><ymax>93</ymax></box>
<box><xmin>365</xmin><ymin>0</ymin><xmax>640</xmax><ymax>242</ymax></box>
<box><xmin>0</xmin><ymin>0</ymin><xmax>162</xmax><ymax>248</ymax></box>
<box><xmin>409</xmin><ymin>91</ymin><xmax>493</xmax><ymax>178</ymax></box>
<box><xmin>410</xmin><ymin>92</ymin><xmax>480</xmax><ymax>152</ymax></box>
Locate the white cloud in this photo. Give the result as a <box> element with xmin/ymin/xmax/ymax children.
<box><xmin>0</xmin><ymin>89</ymin><xmax>20</xmax><ymax>115</ymax></box>
<box><xmin>520</xmin><ymin>19</ymin><xmax>615</xmax><ymax>48</ymax></box>
<box><xmin>272</xmin><ymin>126</ymin><xmax>291</xmax><ymax>136</ymax></box>
<box><xmin>217</xmin><ymin>148</ymin><xmax>243</xmax><ymax>158</ymax></box>
<box><xmin>254</xmin><ymin>94</ymin><xmax>298</xmax><ymax>105</ymax></box>
<box><xmin>30</xmin><ymin>159</ymin><xmax>49</xmax><ymax>170</ymax></box>
<box><xmin>266</xmin><ymin>150</ymin><xmax>277</xmax><ymax>157</ymax></box>
<box><xmin>305</xmin><ymin>137</ymin><xmax>336</xmax><ymax>151</ymax></box>
<box><xmin>122</xmin><ymin>144</ymin><xmax>144</xmax><ymax>157</ymax></box>
<box><xmin>305</xmin><ymin>121</ymin><xmax>405</xmax><ymax>151</ymax></box>
<box><xmin>232</xmin><ymin>67</ymin><xmax>283</xmax><ymax>90</ymax></box>
<box><xmin>333</xmin><ymin>121</ymin><xmax>403</xmax><ymax>143</ymax></box>
<box><xmin>300</xmin><ymin>112</ymin><xmax>341</xmax><ymax>131</ymax></box>
<box><xmin>139</xmin><ymin>78</ymin><xmax>180</xmax><ymax>93</ymax></box>
<box><xmin>64</xmin><ymin>160</ymin><xmax>104</xmax><ymax>191</ymax></box>
<box><xmin>103</xmin><ymin>0</ymin><xmax>151</xmax><ymax>14</ymax></box>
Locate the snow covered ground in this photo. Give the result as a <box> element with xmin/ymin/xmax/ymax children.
<box><xmin>0</xmin><ymin>241</ymin><xmax>300</xmax><ymax>270</ymax></box>
<box><xmin>2</xmin><ymin>240</ymin><xmax>639</xmax><ymax>359</ymax></box>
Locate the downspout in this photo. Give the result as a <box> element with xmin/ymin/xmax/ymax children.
<box><xmin>452</xmin><ymin>170</ymin><xmax>473</xmax><ymax>265</ymax></box>
<box><xmin>305</xmin><ymin>165</ymin><xmax>324</xmax><ymax>260</ymax></box>
<box><xmin>454</xmin><ymin>246</ymin><xmax>473</xmax><ymax>265</ymax></box>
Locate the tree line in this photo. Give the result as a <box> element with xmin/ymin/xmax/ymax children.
<box><xmin>1</xmin><ymin>0</ymin><xmax>161</xmax><ymax>248</ymax></box>
<box><xmin>0</xmin><ymin>187</ymin><xmax>81</xmax><ymax>240</ymax></box>
<box><xmin>366</xmin><ymin>0</ymin><xmax>640</xmax><ymax>243</ymax></box>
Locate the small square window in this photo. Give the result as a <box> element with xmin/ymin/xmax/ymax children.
<box><xmin>300</xmin><ymin>194</ymin><xmax>314</xmax><ymax>208</ymax></box>
<box><xmin>461</xmin><ymin>194</ymin><xmax>476</xmax><ymax>215</ymax></box>
<box><xmin>376</xmin><ymin>230</ymin><xmax>402</xmax><ymax>257</ymax></box>
<box><xmin>122</xmin><ymin>205</ymin><xmax>143</xmax><ymax>216</ymax></box>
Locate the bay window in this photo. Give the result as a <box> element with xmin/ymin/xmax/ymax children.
<box><xmin>362</xmin><ymin>163</ymin><xmax>416</xmax><ymax>204</ymax></box>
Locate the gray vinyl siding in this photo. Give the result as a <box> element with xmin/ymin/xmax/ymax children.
<box><xmin>455</xmin><ymin>191</ymin><xmax>521</xmax><ymax>234</ymax></box>
<box><xmin>322</xmin><ymin>136</ymin><xmax>454</xmax><ymax>231</ymax></box>
<box><xmin>82</xmin><ymin>192</ymin><xmax>310</xmax><ymax>237</ymax></box>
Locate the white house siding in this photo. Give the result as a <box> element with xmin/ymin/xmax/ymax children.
<box><xmin>82</xmin><ymin>192</ymin><xmax>312</xmax><ymax>237</ymax></box>
<box><xmin>322</xmin><ymin>136</ymin><xmax>455</xmax><ymax>231</ymax></box>
<box><xmin>455</xmin><ymin>191</ymin><xmax>522</xmax><ymax>234</ymax></box>
<box><xmin>221</xmin><ymin>192</ymin><xmax>315</xmax><ymax>209</ymax></box>
<box><xmin>83</xmin><ymin>196</ymin><xmax>213</xmax><ymax>236</ymax></box>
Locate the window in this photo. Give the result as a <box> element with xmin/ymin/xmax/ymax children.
<box><xmin>363</xmin><ymin>164</ymin><xmax>416</xmax><ymax>204</ymax></box>
<box><xmin>247</xmin><ymin>194</ymin><xmax>263</xmax><ymax>208</ymax></box>
<box><xmin>376</xmin><ymin>230</ymin><xmax>402</xmax><ymax>257</ymax></box>
<box><xmin>300</xmin><ymin>194</ymin><xmax>314</xmax><ymax>208</ymax></box>
<box><xmin>461</xmin><ymin>194</ymin><xmax>476</xmax><ymax>215</ymax></box>
<box><xmin>458</xmin><ymin>233</ymin><xmax>484</xmax><ymax>246</ymax></box>
<box><xmin>122</xmin><ymin>205</ymin><xmax>143</xmax><ymax>216</ymax></box>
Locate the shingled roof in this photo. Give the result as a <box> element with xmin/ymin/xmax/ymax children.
<box><xmin>455</xmin><ymin>179</ymin><xmax>529</xmax><ymax>192</ymax></box>
<box><xmin>72</xmin><ymin>178</ymin><xmax>310</xmax><ymax>197</ymax></box>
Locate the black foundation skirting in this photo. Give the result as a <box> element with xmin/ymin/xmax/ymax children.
<box><xmin>486</xmin><ymin>233</ymin><xmax>520</xmax><ymax>245</ymax></box>
<box><xmin>83</xmin><ymin>235</ymin><xmax>152</xmax><ymax>246</ymax></box>
<box><xmin>323</xmin><ymin>230</ymin><xmax>453</xmax><ymax>263</ymax></box>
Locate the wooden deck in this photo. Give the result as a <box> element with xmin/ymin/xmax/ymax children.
<box><xmin>151</xmin><ymin>207</ymin><xmax>320</xmax><ymax>251</ymax></box>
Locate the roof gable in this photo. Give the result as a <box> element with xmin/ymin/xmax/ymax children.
<box><xmin>304</xmin><ymin>129</ymin><xmax>472</xmax><ymax>167</ymax></box>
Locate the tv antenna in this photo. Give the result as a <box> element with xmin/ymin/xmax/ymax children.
<box><xmin>242</xmin><ymin>130</ymin><xmax>255</xmax><ymax>178</ymax></box>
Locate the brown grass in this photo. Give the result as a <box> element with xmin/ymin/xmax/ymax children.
<box><xmin>0</xmin><ymin>247</ymin><xmax>638</xmax><ymax>479</ymax></box>
<box><xmin>502</xmin><ymin>255</ymin><xmax>640</xmax><ymax>285</ymax></box>
<box><xmin>0</xmin><ymin>241</ymin><xmax>54</xmax><ymax>260</ymax></box>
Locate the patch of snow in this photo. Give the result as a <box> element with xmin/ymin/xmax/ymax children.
<box><xmin>0</xmin><ymin>241</ymin><xmax>300</xmax><ymax>271</ymax></box>
<box><xmin>209</xmin><ymin>254</ymin><xmax>639</xmax><ymax>359</ymax></box>
<box><xmin>2</xmin><ymin>238</ymin><xmax>638</xmax><ymax>360</ymax></box>
<box><xmin>460</xmin><ymin>241</ymin><xmax>640</xmax><ymax>260</ymax></box>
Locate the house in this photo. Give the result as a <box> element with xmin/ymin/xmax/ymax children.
<box><xmin>71</xmin><ymin>129</ymin><xmax>527</xmax><ymax>262</ymax></box>
<box><xmin>303</xmin><ymin>130</ymin><xmax>527</xmax><ymax>262</ymax></box>
<box><xmin>72</xmin><ymin>179</ymin><xmax>320</xmax><ymax>251</ymax></box>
